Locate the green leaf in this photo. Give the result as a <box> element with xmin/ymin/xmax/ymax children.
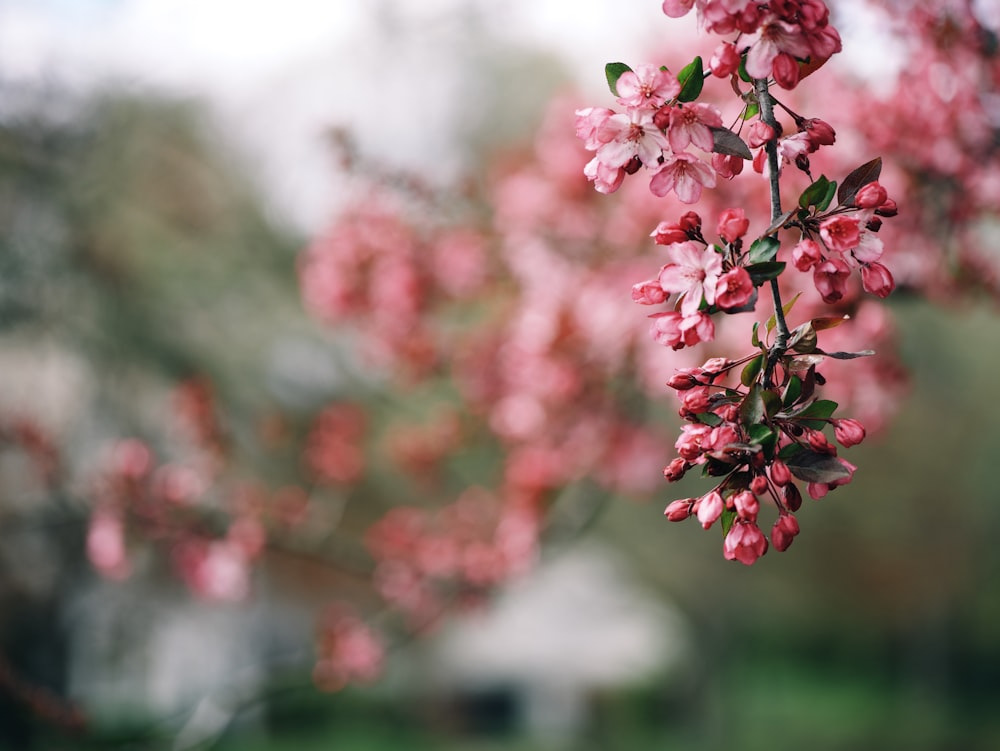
<box><xmin>811</xmin><ymin>315</ymin><xmax>848</xmax><ymax>331</ymax></box>
<box><xmin>837</xmin><ymin>157</ymin><xmax>882</xmax><ymax>206</ymax></box>
<box><xmin>798</xmin><ymin>175</ymin><xmax>832</xmax><ymax>209</ymax></box>
<box><xmin>739</xmin><ymin>383</ymin><xmax>765</xmax><ymax>427</ymax></box>
<box><xmin>695</xmin><ymin>412</ymin><xmax>723</xmax><ymax>427</ymax></box>
<box><xmin>783</xmin><ymin>446</ymin><xmax>853</xmax><ymax>484</ymax></box>
<box><xmin>751</xmin><ymin>321</ymin><xmax>761</xmax><ymax>348</ymax></box>
<box><xmin>762</xmin><ymin>389</ymin><xmax>782</xmax><ymax>418</ymax></box>
<box><xmin>745</xmin><ymin>261</ymin><xmax>786</xmax><ymax>286</ymax></box>
<box><xmin>782</xmin><ymin>375</ymin><xmax>802</xmax><ymax>407</ymax></box>
<box><xmin>720</xmin><ymin>506</ymin><xmax>737</xmax><ymax>537</ymax></box>
<box><xmin>710</xmin><ymin>127</ymin><xmax>752</xmax><ymax>159</ymax></box>
<box><xmin>791</xmin><ymin>398</ymin><xmax>839</xmax><ymax>420</ymax></box>
<box><xmin>765</xmin><ymin>292</ymin><xmax>802</xmax><ymax>335</ymax></box>
<box><xmin>738</xmin><ymin>55</ymin><xmax>751</xmax><ymax>83</ymax></box>
<box><xmin>742</xmin><ymin>101</ymin><xmax>760</xmax><ymax>120</ymax></box>
<box><xmin>741</xmin><ymin>354</ymin><xmax>763</xmax><ymax>387</ymax></box>
<box><xmin>747</xmin><ymin>423</ymin><xmax>778</xmax><ymax>458</ymax></box>
<box><xmin>747</xmin><ymin>236</ymin><xmax>780</xmax><ymax>263</ymax></box>
<box><xmin>605</xmin><ymin>62</ymin><xmax>633</xmax><ymax>96</ymax></box>
<box><xmin>677</xmin><ymin>56</ymin><xmax>704</xmax><ymax>102</ymax></box>
<box><xmin>818</xmin><ymin>179</ymin><xmax>838</xmax><ymax>211</ymax></box>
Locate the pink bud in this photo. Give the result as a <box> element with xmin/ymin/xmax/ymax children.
<box><xmin>832</xmin><ymin>418</ymin><xmax>866</xmax><ymax>447</ymax></box>
<box><xmin>733</xmin><ymin>490</ymin><xmax>759</xmax><ymax>520</ymax></box>
<box><xmin>803</xmin><ymin>118</ymin><xmax>836</xmax><ymax>149</ymax></box>
<box><xmin>875</xmin><ymin>198</ymin><xmax>898</xmax><ymax>217</ymax></box>
<box><xmin>813</xmin><ymin>258</ymin><xmax>851</xmax><ymax>304</ymax></box>
<box><xmin>667</xmin><ymin>371</ymin><xmax>701</xmax><ymax>390</ymax></box>
<box><xmin>717</xmin><ymin>207</ymin><xmax>750</xmax><ymax>244</ymax></box>
<box><xmin>723</xmin><ymin>520</ymin><xmax>768</xmax><ymax>565</ymax></box>
<box><xmin>771</xmin><ymin>513</ymin><xmax>800</xmax><ymax>552</ymax></box>
<box><xmin>770</xmin><ymin>459</ymin><xmax>792</xmax><ymax>487</ymax></box>
<box><xmin>715</xmin><ymin>268</ymin><xmax>754</xmax><ymax>311</ymax></box>
<box><xmin>679</xmin><ymin>211</ymin><xmax>702</xmax><ymax>233</ymax></box>
<box><xmin>664</xmin><ymin>498</ymin><xmax>693</xmax><ymax>521</ymax></box>
<box><xmin>709</xmin><ymin>41</ymin><xmax>741</xmax><ymax>77</ymax></box>
<box><xmin>701</xmin><ymin>357</ymin><xmax>730</xmax><ymax>374</ymax></box>
<box><xmin>772</xmin><ymin>52</ymin><xmax>800</xmax><ymax>89</ymax></box>
<box><xmin>696</xmin><ymin>490</ymin><xmax>725</xmax><ymax>529</ymax></box>
<box><xmin>854</xmin><ymin>181</ymin><xmax>888</xmax><ymax>209</ymax></box>
<box><xmin>750</xmin><ymin>475</ymin><xmax>769</xmax><ymax>495</ymax></box>
<box><xmin>805</xmin><ymin>428</ymin><xmax>835</xmax><ymax>454</ymax></box>
<box><xmin>631</xmin><ymin>279</ymin><xmax>667</xmax><ymax>305</ymax></box>
<box><xmin>861</xmin><ymin>262</ymin><xmax>895</xmax><ymax>298</ymax></box>
<box><xmin>663</xmin><ymin>457</ymin><xmax>689</xmax><ymax>482</ymax></box>
<box><xmin>653</xmin><ymin>105</ymin><xmax>672</xmax><ymax>131</ymax></box>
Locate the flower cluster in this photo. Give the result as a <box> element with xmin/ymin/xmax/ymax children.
<box><xmin>663</xmin><ymin>0</ymin><xmax>842</xmax><ymax>90</ymax></box>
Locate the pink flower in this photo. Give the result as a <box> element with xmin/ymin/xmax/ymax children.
<box><xmin>861</xmin><ymin>262</ymin><xmax>895</xmax><ymax>297</ymax></box>
<box><xmin>819</xmin><ymin>215</ymin><xmax>862</xmax><ymax>254</ymax></box>
<box><xmin>675</xmin><ymin>423</ymin><xmax>712</xmax><ymax>460</ymax></box>
<box><xmin>853</xmin><ymin>231</ymin><xmax>884</xmax><ymax>263</ymax></box>
<box><xmin>715</xmin><ymin>267</ymin><xmax>754</xmax><ymax>310</ymax></box>
<box><xmin>663</xmin><ymin>458</ymin><xmax>689</xmax><ymax>482</ymax></box>
<box><xmin>649</xmin><ymin>311</ymin><xmax>714</xmax><ymax>350</ymax></box>
<box><xmin>696</xmin><ymin>490</ymin><xmax>725</xmax><ymax>529</ymax></box>
<box><xmin>651</xmin><ymin>213</ymin><xmax>700</xmax><ymax>245</ymax></box>
<box><xmin>772</xmin><ymin>52</ymin><xmax>800</xmax><ymax>89</ymax></box>
<box><xmin>802</xmin><ymin>118</ymin><xmax>836</xmax><ymax>150</ymax></box>
<box><xmin>723</xmin><ymin>520</ymin><xmax>769</xmax><ymax>565</ymax></box>
<box><xmin>718</xmin><ymin>207</ymin><xmax>750</xmax><ymax>243</ymax></box>
<box><xmin>650</xmin><ymin>152</ymin><xmax>718</xmax><ymax>203</ymax></box>
<box><xmin>661</xmin><ymin>0</ymin><xmax>695</xmax><ymax>18</ymax></box>
<box><xmin>770</xmin><ymin>459</ymin><xmax>792</xmax><ymax>487</ymax></box>
<box><xmin>813</xmin><ymin>258</ymin><xmax>851</xmax><ymax>303</ymax></box>
<box><xmin>770</xmin><ymin>513</ymin><xmax>800</xmax><ymax>552</ymax></box>
<box><xmin>747</xmin><ymin>120</ymin><xmax>776</xmax><ymax>149</ymax></box>
<box><xmin>657</xmin><ymin>241</ymin><xmax>723</xmax><ymax>315</ymax></box>
<box><xmin>574</xmin><ymin>107</ymin><xmax>614</xmax><ymax>150</ymax></box>
<box><xmin>833</xmin><ymin>418</ymin><xmax>866</xmax><ymax>447</ymax></box>
<box><xmin>631</xmin><ymin>278</ymin><xmax>667</xmax><ymax>304</ymax></box>
<box><xmin>679</xmin><ymin>311</ymin><xmax>715</xmax><ymax>346</ymax></box>
<box><xmin>584</xmin><ymin>156</ymin><xmax>625</xmax><ymax>194</ymax></box>
<box><xmin>710</xmin><ymin>41</ymin><xmax>741</xmax><ymax>77</ymax></box>
<box><xmin>792</xmin><ymin>238</ymin><xmax>823</xmax><ymax>271</ymax></box>
<box><xmin>743</xmin><ymin>18</ymin><xmax>812</xmax><ymax>80</ymax></box>
<box><xmin>712</xmin><ymin>152</ymin><xmax>744</xmax><ymax>179</ymax></box>
<box><xmin>668</xmin><ymin>103</ymin><xmax>723</xmax><ymax>153</ymax></box>
<box><xmin>615</xmin><ymin>64</ymin><xmax>681</xmax><ymax>110</ymax></box>
<box><xmin>597</xmin><ymin>109</ymin><xmax>669</xmax><ymax>168</ymax></box>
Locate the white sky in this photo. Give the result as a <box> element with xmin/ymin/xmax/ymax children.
<box><xmin>0</xmin><ymin>0</ymin><xmax>911</xmax><ymax>232</ymax></box>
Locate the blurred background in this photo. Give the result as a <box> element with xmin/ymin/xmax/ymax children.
<box><xmin>1</xmin><ymin>0</ymin><xmax>999</xmax><ymax>749</ymax></box>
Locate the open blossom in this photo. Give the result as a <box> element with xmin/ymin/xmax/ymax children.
<box><xmin>584</xmin><ymin>155</ymin><xmax>625</xmax><ymax>194</ymax></box>
<box><xmin>668</xmin><ymin>103</ymin><xmax>723</xmax><ymax>153</ymax></box>
<box><xmin>743</xmin><ymin>18</ymin><xmax>813</xmax><ymax>80</ymax></box>
<box><xmin>597</xmin><ymin>109</ymin><xmax>669</xmax><ymax>168</ymax></box>
<box><xmin>819</xmin><ymin>215</ymin><xmax>862</xmax><ymax>254</ymax></box>
<box><xmin>649</xmin><ymin>311</ymin><xmax>714</xmax><ymax>348</ymax></box>
<box><xmin>657</xmin><ymin>241</ymin><xmax>723</xmax><ymax>315</ymax></box>
<box><xmin>709</xmin><ymin>40</ymin><xmax>741</xmax><ymax>77</ymax></box>
<box><xmin>616</xmin><ymin>64</ymin><xmax>681</xmax><ymax>110</ymax></box>
<box><xmin>792</xmin><ymin>238</ymin><xmax>823</xmax><ymax>271</ymax></box>
<box><xmin>715</xmin><ymin>268</ymin><xmax>754</xmax><ymax>310</ymax></box>
<box><xmin>650</xmin><ymin>152</ymin><xmax>717</xmax><ymax>203</ymax></box>
<box><xmin>574</xmin><ymin>107</ymin><xmax>614</xmax><ymax>150</ymax></box>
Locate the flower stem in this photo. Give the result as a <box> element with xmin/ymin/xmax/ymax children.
<box><xmin>755</xmin><ymin>77</ymin><xmax>790</xmax><ymax>388</ymax></box>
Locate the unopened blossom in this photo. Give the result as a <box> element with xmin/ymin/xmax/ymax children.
<box><xmin>657</xmin><ymin>241</ymin><xmax>723</xmax><ymax>315</ymax></box>
<box><xmin>615</xmin><ymin>64</ymin><xmax>681</xmax><ymax>110</ymax></box>
<box><xmin>750</xmin><ymin>474</ymin><xmax>769</xmax><ymax>495</ymax></box>
<box><xmin>819</xmin><ymin>215</ymin><xmax>862</xmax><ymax>254</ymax></box>
<box><xmin>861</xmin><ymin>261</ymin><xmax>895</xmax><ymax>297</ymax></box>
<box><xmin>747</xmin><ymin>120</ymin><xmax>777</xmax><ymax>149</ymax></box>
<box><xmin>733</xmin><ymin>490</ymin><xmax>760</xmax><ymax>520</ymax></box>
<box><xmin>792</xmin><ymin>238</ymin><xmax>823</xmax><ymax>272</ymax></box>
<box><xmin>771</xmin><ymin>513</ymin><xmax>800</xmax><ymax>552</ymax></box>
<box><xmin>597</xmin><ymin>109</ymin><xmax>669</xmax><ymax>168</ymax></box>
<box><xmin>712</xmin><ymin>152</ymin><xmax>744</xmax><ymax>179</ymax></box>
<box><xmin>696</xmin><ymin>490</ymin><xmax>725</xmax><ymax>529</ymax></box>
<box><xmin>652</xmin><ymin>212</ymin><xmax>700</xmax><ymax>245</ymax></box>
<box><xmin>717</xmin><ymin>207</ymin><xmax>750</xmax><ymax>243</ymax></box>
<box><xmin>631</xmin><ymin>278</ymin><xmax>667</xmax><ymax>305</ymax></box>
<box><xmin>813</xmin><ymin>258</ymin><xmax>851</xmax><ymax>303</ymax></box>
<box><xmin>769</xmin><ymin>458</ymin><xmax>792</xmax><ymax>486</ymax></box>
<box><xmin>715</xmin><ymin>268</ymin><xmax>754</xmax><ymax>310</ymax></box>
<box><xmin>723</xmin><ymin>520</ymin><xmax>768</xmax><ymax>566</ymax></box>
<box><xmin>668</xmin><ymin>103</ymin><xmax>723</xmax><ymax>153</ymax></box>
<box><xmin>675</xmin><ymin>423</ymin><xmax>712</xmax><ymax>461</ymax></box>
<box><xmin>854</xmin><ymin>181</ymin><xmax>889</xmax><ymax>209</ymax></box>
<box><xmin>664</xmin><ymin>498</ymin><xmax>693</xmax><ymax>520</ymax></box>
<box><xmin>802</xmin><ymin>118</ymin><xmax>836</xmax><ymax>150</ymax></box>
<box><xmin>772</xmin><ymin>52</ymin><xmax>800</xmax><ymax>89</ymax></box>
<box><xmin>833</xmin><ymin>418</ymin><xmax>866</xmax><ymax>447</ymax></box>
<box><xmin>650</xmin><ymin>152</ymin><xmax>718</xmax><ymax>204</ymax></box>
<box><xmin>663</xmin><ymin>458</ymin><xmax>689</xmax><ymax>482</ymax></box>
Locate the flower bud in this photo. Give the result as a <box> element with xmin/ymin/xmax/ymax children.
<box><xmin>854</xmin><ymin>181</ymin><xmax>888</xmax><ymax>209</ymax></box>
<box><xmin>664</xmin><ymin>498</ymin><xmax>693</xmax><ymax>521</ymax></box>
<box><xmin>667</xmin><ymin>370</ymin><xmax>701</xmax><ymax>390</ymax></box>
<box><xmin>663</xmin><ymin>458</ymin><xmax>689</xmax><ymax>482</ymax></box>
<box><xmin>861</xmin><ymin>262</ymin><xmax>895</xmax><ymax>298</ymax></box>
<box><xmin>712</xmin><ymin>152</ymin><xmax>744</xmax><ymax>179</ymax></box>
<box><xmin>747</xmin><ymin>120</ymin><xmax>776</xmax><ymax>149</ymax></box>
<box><xmin>624</xmin><ymin>155</ymin><xmax>643</xmax><ymax>175</ymax></box>
<box><xmin>832</xmin><ymin>418</ymin><xmax>866</xmax><ymax>447</ymax></box>
<box><xmin>653</xmin><ymin>105</ymin><xmax>672</xmax><ymax>131</ymax></box>
<box><xmin>701</xmin><ymin>357</ymin><xmax>730</xmax><ymax>374</ymax></box>
<box><xmin>805</xmin><ymin>428</ymin><xmax>835</xmax><ymax>454</ymax></box>
<box><xmin>866</xmin><ymin>216</ymin><xmax>883</xmax><ymax>232</ymax></box>
<box><xmin>717</xmin><ymin>207</ymin><xmax>750</xmax><ymax>244</ymax></box>
<box><xmin>631</xmin><ymin>279</ymin><xmax>667</xmax><ymax>305</ymax></box>
<box><xmin>679</xmin><ymin>211</ymin><xmax>702</xmax><ymax>233</ymax></box>
<box><xmin>696</xmin><ymin>490</ymin><xmax>725</xmax><ymax>529</ymax></box>
<box><xmin>792</xmin><ymin>238</ymin><xmax>823</xmax><ymax>272</ymax></box>
<box><xmin>803</xmin><ymin>118</ymin><xmax>836</xmax><ymax>149</ymax></box>
<box><xmin>772</xmin><ymin>52</ymin><xmax>800</xmax><ymax>90</ymax></box>
<box><xmin>750</xmin><ymin>474</ymin><xmax>769</xmax><ymax>495</ymax></box>
<box><xmin>769</xmin><ymin>458</ymin><xmax>792</xmax><ymax>487</ymax></box>
<box><xmin>733</xmin><ymin>490</ymin><xmax>759</xmax><ymax>520</ymax></box>
<box><xmin>771</xmin><ymin>513</ymin><xmax>800</xmax><ymax>552</ymax></box>
<box><xmin>875</xmin><ymin>198</ymin><xmax>898</xmax><ymax>217</ymax></box>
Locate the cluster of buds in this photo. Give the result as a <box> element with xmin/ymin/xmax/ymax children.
<box><xmin>662</xmin><ymin>346</ymin><xmax>865</xmax><ymax>565</ymax></box>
